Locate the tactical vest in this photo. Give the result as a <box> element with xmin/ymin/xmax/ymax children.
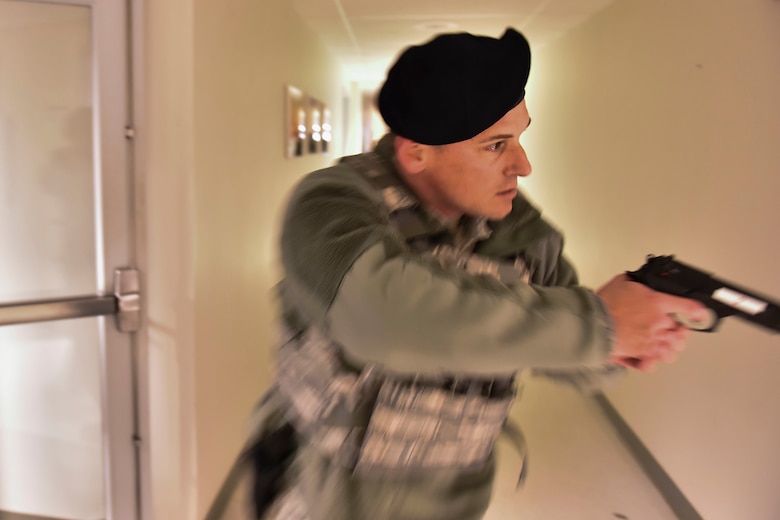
<box><xmin>275</xmin><ymin>151</ymin><xmax>533</xmax><ymax>477</ymax></box>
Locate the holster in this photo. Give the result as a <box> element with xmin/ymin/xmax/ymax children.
<box><xmin>246</xmin><ymin>421</ymin><xmax>298</xmax><ymax>519</ymax></box>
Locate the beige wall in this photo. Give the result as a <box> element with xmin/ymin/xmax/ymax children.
<box><xmin>524</xmin><ymin>0</ymin><xmax>780</xmax><ymax>518</ymax></box>
<box><xmin>142</xmin><ymin>0</ymin><xmax>780</xmax><ymax>516</ymax></box>
<box><xmin>141</xmin><ymin>0</ymin><xmax>345</xmax><ymax>515</ymax></box>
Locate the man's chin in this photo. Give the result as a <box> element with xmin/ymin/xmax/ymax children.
<box><xmin>478</xmin><ymin>206</ymin><xmax>512</xmax><ymax>221</ymax></box>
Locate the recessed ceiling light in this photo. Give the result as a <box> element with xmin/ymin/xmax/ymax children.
<box><xmin>413</xmin><ymin>21</ymin><xmax>459</xmax><ymax>32</ymax></box>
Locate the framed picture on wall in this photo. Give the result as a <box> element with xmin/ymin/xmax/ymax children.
<box><xmin>321</xmin><ymin>104</ymin><xmax>332</xmax><ymax>153</ymax></box>
<box><xmin>285</xmin><ymin>86</ymin><xmax>332</xmax><ymax>157</ymax></box>
<box><xmin>285</xmin><ymin>85</ymin><xmax>307</xmax><ymax>158</ymax></box>
<box><xmin>307</xmin><ymin>97</ymin><xmax>326</xmax><ymax>155</ymax></box>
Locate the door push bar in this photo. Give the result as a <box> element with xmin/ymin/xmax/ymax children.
<box><xmin>0</xmin><ymin>268</ymin><xmax>141</xmax><ymax>332</ymax></box>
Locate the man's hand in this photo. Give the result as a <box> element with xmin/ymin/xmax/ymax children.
<box><xmin>597</xmin><ymin>274</ymin><xmax>709</xmax><ymax>372</ymax></box>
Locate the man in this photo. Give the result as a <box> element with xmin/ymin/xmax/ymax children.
<box><xmin>249</xmin><ymin>27</ymin><xmax>706</xmax><ymax>520</ymax></box>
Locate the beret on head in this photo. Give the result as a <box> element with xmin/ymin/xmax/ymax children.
<box><xmin>378</xmin><ymin>27</ymin><xmax>531</xmax><ymax>145</ymax></box>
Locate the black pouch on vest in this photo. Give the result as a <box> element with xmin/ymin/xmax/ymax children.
<box><xmin>247</xmin><ymin>422</ymin><xmax>298</xmax><ymax>519</ymax></box>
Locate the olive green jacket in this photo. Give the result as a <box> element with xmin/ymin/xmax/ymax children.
<box><xmin>279</xmin><ymin>136</ymin><xmax>615</xmax><ymax>375</ymax></box>
<box><xmin>269</xmin><ymin>134</ymin><xmax>618</xmax><ymax>520</ymax></box>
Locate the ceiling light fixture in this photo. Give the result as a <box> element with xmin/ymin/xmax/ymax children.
<box><xmin>413</xmin><ymin>21</ymin><xmax>460</xmax><ymax>32</ymax></box>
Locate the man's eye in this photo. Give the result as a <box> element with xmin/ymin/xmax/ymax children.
<box><xmin>486</xmin><ymin>141</ymin><xmax>505</xmax><ymax>152</ymax></box>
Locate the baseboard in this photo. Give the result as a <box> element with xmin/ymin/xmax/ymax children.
<box><xmin>0</xmin><ymin>511</ymin><xmax>73</xmax><ymax>520</ymax></box>
<box><xmin>592</xmin><ymin>392</ymin><xmax>704</xmax><ymax>520</ymax></box>
<box><xmin>203</xmin><ymin>442</ymin><xmax>253</xmax><ymax>520</ymax></box>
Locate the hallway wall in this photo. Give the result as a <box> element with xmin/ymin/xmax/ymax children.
<box><xmin>142</xmin><ymin>0</ymin><xmax>780</xmax><ymax>516</ymax></box>
<box><xmin>522</xmin><ymin>0</ymin><xmax>780</xmax><ymax>518</ymax></box>
<box><xmin>141</xmin><ymin>0</ymin><xmax>346</xmax><ymax>515</ymax></box>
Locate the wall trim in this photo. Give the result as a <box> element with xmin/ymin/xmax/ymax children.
<box><xmin>592</xmin><ymin>392</ymin><xmax>703</xmax><ymax>520</ymax></box>
<box><xmin>203</xmin><ymin>444</ymin><xmax>252</xmax><ymax>520</ymax></box>
<box><xmin>0</xmin><ymin>511</ymin><xmax>71</xmax><ymax>520</ymax></box>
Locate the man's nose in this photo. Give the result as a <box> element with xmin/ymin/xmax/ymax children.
<box><xmin>511</xmin><ymin>143</ymin><xmax>532</xmax><ymax>177</ymax></box>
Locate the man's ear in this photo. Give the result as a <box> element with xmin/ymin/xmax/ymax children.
<box><xmin>394</xmin><ymin>135</ymin><xmax>428</xmax><ymax>175</ymax></box>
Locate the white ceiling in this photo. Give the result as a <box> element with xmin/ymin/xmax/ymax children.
<box><xmin>291</xmin><ymin>0</ymin><xmax>618</xmax><ymax>89</ymax></box>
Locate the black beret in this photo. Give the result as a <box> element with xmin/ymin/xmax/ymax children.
<box><xmin>378</xmin><ymin>27</ymin><xmax>531</xmax><ymax>145</ymax></box>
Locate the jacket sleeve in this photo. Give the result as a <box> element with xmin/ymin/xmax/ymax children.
<box><xmin>280</xmin><ymin>167</ymin><xmax>615</xmax><ymax>377</ymax></box>
<box><xmin>483</xmin><ymin>200</ymin><xmax>627</xmax><ymax>389</ymax></box>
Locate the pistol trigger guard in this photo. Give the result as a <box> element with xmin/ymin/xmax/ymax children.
<box><xmin>670</xmin><ymin>309</ymin><xmax>718</xmax><ymax>332</ymax></box>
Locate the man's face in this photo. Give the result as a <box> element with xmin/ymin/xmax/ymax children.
<box><xmin>416</xmin><ymin>100</ymin><xmax>532</xmax><ymax>220</ymax></box>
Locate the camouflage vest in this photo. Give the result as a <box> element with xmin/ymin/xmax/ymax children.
<box><xmin>275</xmin><ymin>151</ymin><xmax>532</xmax><ymax>477</ymax></box>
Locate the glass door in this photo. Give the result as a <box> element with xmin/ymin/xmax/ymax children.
<box><xmin>0</xmin><ymin>0</ymin><xmax>139</xmax><ymax>519</ymax></box>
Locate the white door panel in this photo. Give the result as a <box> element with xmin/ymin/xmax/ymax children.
<box><xmin>0</xmin><ymin>1</ymin><xmax>139</xmax><ymax>518</ymax></box>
